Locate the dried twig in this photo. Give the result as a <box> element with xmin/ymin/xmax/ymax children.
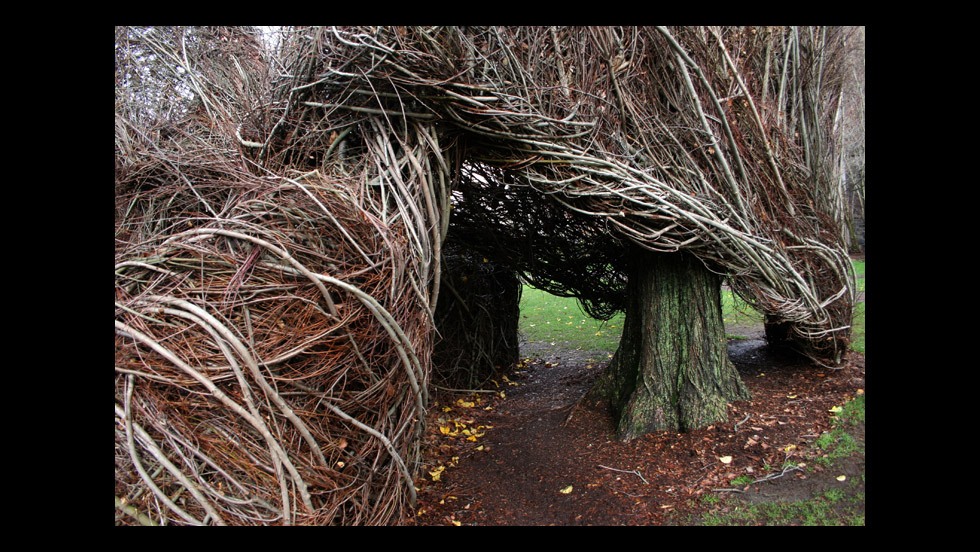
<box><xmin>598</xmin><ymin>464</ymin><xmax>649</xmax><ymax>485</ymax></box>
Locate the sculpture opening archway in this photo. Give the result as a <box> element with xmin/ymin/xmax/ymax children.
<box><xmin>115</xmin><ymin>25</ymin><xmax>858</xmax><ymax>525</ymax></box>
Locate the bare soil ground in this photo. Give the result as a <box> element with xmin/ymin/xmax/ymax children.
<box><xmin>409</xmin><ymin>320</ymin><xmax>866</xmax><ymax>526</ymax></box>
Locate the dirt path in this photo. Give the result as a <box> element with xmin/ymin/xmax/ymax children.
<box><xmin>412</xmin><ymin>336</ymin><xmax>866</xmax><ymax>525</ymax></box>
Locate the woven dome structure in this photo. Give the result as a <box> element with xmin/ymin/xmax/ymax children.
<box><xmin>115</xmin><ymin>26</ymin><xmax>859</xmax><ymax>525</ymax></box>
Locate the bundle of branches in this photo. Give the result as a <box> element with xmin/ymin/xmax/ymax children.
<box><xmin>115</xmin><ymin>117</ymin><xmax>431</xmax><ymax>525</ymax></box>
<box><xmin>432</xmin><ymin>238</ymin><xmax>521</xmax><ymax>389</ymax></box>
<box><xmin>448</xmin><ymin>161</ymin><xmax>629</xmax><ymax>321</ymax></box>
<box><xmin>260</xmin><ymin>26</ymin><xmax>856</xmax><ymax>364</ymax></box>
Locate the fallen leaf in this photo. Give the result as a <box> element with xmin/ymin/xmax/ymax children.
<box><xmin>429</xmin><ymin>466</ymin><xmax>445</xmax><ymax>481</ymax></box>
<box><xmin>451</xmin><ymin>520</ymin><xmax>461</xmax><ymax>526</ymax></box>
<box><xmin>559</xmin><ymin>485</ymin><xmax>573</xmax><ymax>494</ymax></box>
<box><xmin>829</xmin><ymin>406</ymin><xmax>843</xmax><ymax>414</ymax></box>
<box><xmin>836</xmin><ymin>475</ymin><xmax>847</xmax><ymax>482</ymax></box>
<box><xmin>456</xmin><ymin>399</ymin><xmax>475</xmax><ymax>408</ymax></box>
<box><xmin>719</xmin><ymin>455</ymin><xmax>733</xmax><ymax>464</ymax></box>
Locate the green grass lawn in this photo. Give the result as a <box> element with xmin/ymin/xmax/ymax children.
<box><xmin>518</xmin><ymin>287</ymin><xmax>624</xmax><ymax>351</ymax></box>
<box><xmin>851</xmin><ymin>259</ymin><xmax>865</xmax><ymax>353</ymax></box>
<box><xmin>721</xmin><ymin>289</ymin><xmax>764</xmax><ymax>332</ymax></box>
<box><xmin>519</xmin><ymin>258</ymin><xmax>865</xmax><ymax>354</ymax></box>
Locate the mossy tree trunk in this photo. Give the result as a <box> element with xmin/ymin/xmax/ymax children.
<box><xmin>589</xmin><ymin>249</ymin><xmax>750</xmax><ymax>441</ymax></box>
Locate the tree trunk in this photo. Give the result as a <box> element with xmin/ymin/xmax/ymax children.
<box><xmin>589</xmin><ymin>250</ymin><xmax>750</xmax><ymax>441</ymax></box>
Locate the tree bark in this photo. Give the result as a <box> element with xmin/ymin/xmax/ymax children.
<box><xmin>589</xmin><ymin>249</ymin><xmax>750</xmax><ymax>441</ymax></box>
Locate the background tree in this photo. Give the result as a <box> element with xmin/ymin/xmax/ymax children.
<box><xmin>841</xmin><ymin>27</ymin><xmax>866</xmax><ymax>253</ymax></box>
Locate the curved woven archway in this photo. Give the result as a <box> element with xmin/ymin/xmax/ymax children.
<box><xmin>115</xmin><ymin>26</ymin><xmax>859</xmax><ymax>525</ymax></box>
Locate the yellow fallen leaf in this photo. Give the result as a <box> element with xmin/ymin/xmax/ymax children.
<box><xmin>719</xmin><ymin>455</ymin><xmax>733</xmax><ymax>464</ymax></box>
<box><xmin>829</xmin><ymin>405</ymin><xmax>843</xmax><ymax>414</ymax></box>
<box><xmin>439</xmin><ymin>425</ymin><xmax>451</xmax><ymax>435</ymax></box>
<box><xmin>784</xmin><ymin>444</ymin><xmax>797</xmax><ymax>452</ymax></box>
<box><xmin>836</xmin><ymin>475</ymin><xmax>847</xmax><ymax>482</ymax></box>
<box><xmin>559</xmin><ymin>485</ymin><xmax>573</xmax><ymax>494</ymax></box>
<box><xmin>429</xmin><ymin>466</ymin><xmax>445</xmax><ymax>481</ymax></box>
<box><xmin>498</xmin><ymin>391</ymin><xmax>506</xmax><ymax>399</ymax></box>
<box><xmin>451</xmin><ymin>520</ymin><xmax>462</xmax><ymax>526</ymax></box>
<box><xmin>856</xmin><ymin>388</ymin><xmax>864</xmax><ymax>395</ymax></box>
<box><xmin>787</xmin><ymin>394</ymin><xmax>797</xmax><ymax>399</ymax></box>
<box><xmin>456</xmin><ymin>399</ymin><xmax>475</xmax><ymax>408</ymax></box>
